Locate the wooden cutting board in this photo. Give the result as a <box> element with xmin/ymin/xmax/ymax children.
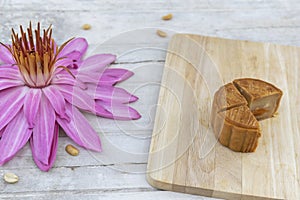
<box><xmin>146</xmin><ymin>34</ymin><xmax>300</xmax><ymax>199</ymax></box>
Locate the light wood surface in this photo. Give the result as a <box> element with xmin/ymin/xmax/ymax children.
<box><xmin>1</xmin><ymin>0</ymin><xmax>300</xmax><ymax>199</ymax></box>
<box><xmin>147</xmin><ymin>34</ymin><xmax>300</xmax><ymax>199</ymax></box>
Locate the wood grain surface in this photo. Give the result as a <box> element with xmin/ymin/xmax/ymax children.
<box><xmin>147</xmin><ymin>34</ymin><xmax>300</xmax><ymax>199</ymax></box>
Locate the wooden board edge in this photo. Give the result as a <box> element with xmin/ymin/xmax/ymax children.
<box><xmin>146</xmin><ymin>172</ymin><xmax>277</xmax><ymax>200</ymax></box>
<box><xmin>146</xmin><ymin>172</ymin><xmax>214</xmax><ymax>197</ymax></box>
<box><xmin>182</xmin><ymin>33</ymin><xmax>300</xmax><ymax>49</ymax></box>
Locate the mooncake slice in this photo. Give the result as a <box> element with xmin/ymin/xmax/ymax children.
<box><xmin>233</xmin><ymin>78</ymin><xmax>283</xmax><ymax>120</ymax></box>
<box><xmin>213</xmin><ymin>105</ymin><xmax>261</xmax><ymax>152</ymax></box>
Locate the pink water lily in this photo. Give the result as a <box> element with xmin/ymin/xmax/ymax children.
<box><xmin>0</xmin><ymin>23</ymin><xmax>141</xmax><ymax>171</ymax></box>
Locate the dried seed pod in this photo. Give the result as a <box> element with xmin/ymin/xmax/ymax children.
<box><xmin>156</xmin><ymin>30</ymin><xmax>167</xmax><ymax>38</ymax></box>
<box><xmin>65</xmin><ymin>144</ymin><xmax>79</xmax><ymax>156</ymax></box>
<box><xmin>4</xmin><ymin>173</ymin><xmax>19</xmax><ymax>184</ymax></box>
<box><xmin>162</xmin><ymin>13</ymin><xmax>173</xmax><ymax>20</ymax></box>
<box><xmin>82</xmin><ymin>24</ymin><xmax>91</xmax><ymax>30</ymax></box>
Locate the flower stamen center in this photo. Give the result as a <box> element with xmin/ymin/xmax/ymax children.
<box><xmin>7</xmin><ymin>22</ymin><xmax>58</xmax><ymax>88</ymax></box>
<box><xmin>0</xmin><ymin>22</ymin><xmax>75</xmax><ymax>88</ymax></box>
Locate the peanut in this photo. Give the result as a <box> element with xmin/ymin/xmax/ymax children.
<box><xmin>162</xmin><ymin>13</ymin><xmax>173</xmax><ymax>20</ymax></box>
<box><xmin>65</xmin><ymin>144</ymin><xmax>79</xmax><ymax>156</ymax></box>
<box><xmin>4</xmin><ymin>172</ymin><xmax>19</xmax><ymax>184</ymax></box>
<box><xmin>156</xmin><ymin>30</ymin><xmax>167</xmax><ymax>38</ymax></box>
<box><xmin>82</xmin><ymin>24</ymin><xmax>91</xmax><ymax>30</ymax></box>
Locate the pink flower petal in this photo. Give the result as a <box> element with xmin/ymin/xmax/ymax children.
<box><xmin>55</xmin><ymin>57</ymin><xmax>74</xmax><ymax>68</ymax></box>
<box><xmin>94</xmin><ymin>103</ymin><xmax>114</xmax><ymax>118</ymax></box>
<box><xmin>0</xmin><ymin>128</ymin><xmax>3</xmax><ymax>138</ymax></box>
<box><xmin>74</xmin><ymin>54</ymin><xmax>116</xmax><ymax>83</ymax></box>
<box><xmin>58</xmin><ymin>38</ymin><xmax>88</xmax><ymax>61</ymax></box>
<box><xmin>57</xmin><ymin>103</ymin><xmax>102</xmax><ymax>152</ymax></box>
<box><xmin>79</xmin><ymin>54</ymin><xmax>116</xmax><ymax>72</ymax></box>
<box><xmin>51</xmin><ymin>71</ymin><xmax>87</xmax><ymax>90</ymax></box>
<box><xmin>24</xmin><ymin>89</ymin><xmax>42</xmax><ymax>129</ymax></box>
<box><xmin>99</xmin><ymin>69</ymin><xmax>134</xmax><ymax>85</ymax></box>
<box><xmin>30</xmin><ymin>94</ymin><xmax>57</xmax><ymax>170</ymax></box>
<box><xmin>62</xmin><ymin>51</ymin><xmax>82</xmax><ymax>62</ymax></box>
<box><xmin>43</xmin><ymin>86</ymin><xmax>69</xmax><ymax>120</ymax></box>
<box><xmin>77</xmin><ymin>72</ymin><xmax>103</xmax><ymax>84</ymax></box>
<box><xmin>0</xmin><ymin>64</ymin><xmax>18</xmax><ymax>69</ymax></box>
<box><xmin>52</xmin><ymin>73</ymin><xmax>76</xmax><ymax>86</ymax></box>
<box><xmin>0</xmin><ymin>79</ymin><xmax>24</xmax><ymax>90</ymax></box>
<box><xmin>95</xmin><ymin>100</ymin><xmax>141</xmax><ymax>120</ymax></box>
<box><xmin>55</xmin><ymin>52</ymin><xmax>82</xmax><ymax>69</ymax></box>
<box><xmin>0</xmin><ymin>112</ymin><xmax>32</xmax><ymax>165</ymax></box>
<box><xmin>0</xmin><ymin>44</ymin><xmax>15</xmax><ymax>64</ymax></box>
<box><xmin>0</xmin><ymin>87</ymin><xmax>28</xmax><ymax>130</ymax></box>
<box><xmin>57</xmin><ymin>84</ymin><xmax>96</xmax><ymax>113</ymax></box>
<box><xmin>87</xmin><ymin>85</ymin><xmax>138</xmax><ymax>103</ymax></box>
<box><xmin>0</xmin><ymin>67</ymin><xmax>21</xmax><ymax>80</ymax></box>
<box><xmin>31</xmin><ymin>124</ymin><xmax>59</xmax><ymax>172</ymax></box>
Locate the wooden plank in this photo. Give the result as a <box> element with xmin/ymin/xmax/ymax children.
<box><xmin>2</xmin><ymin>9</ymin><xmax>300</xmax><ymax>47</ymax></box>
<box><xmin>0</xmin><ymin>133</ymin><xmax>150</xmax><ymax>170</ymax></box>
<box><xmin>0</xmin><ymin>164</ymin><xmax>149</xmax><ymax>194</ymax></box>
<box><xmin>2</xmin><ymin>0</ymin><xmax>300</xmax><ymax>11</ymax></box>
<box><xmin>147</xmin><ymin>34</ymin><xmax>300</xmax><ymax>199</ymax></box>
<box><xmin>0</xmin><ymin>190</ymin><xmax>218</xmax><ymax>200</ymax></box>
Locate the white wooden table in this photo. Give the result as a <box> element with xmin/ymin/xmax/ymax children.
<box><xmin>0</xmin><ymin>1</ymin><xmax>299</xmax><ymax>199</ymax></box>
